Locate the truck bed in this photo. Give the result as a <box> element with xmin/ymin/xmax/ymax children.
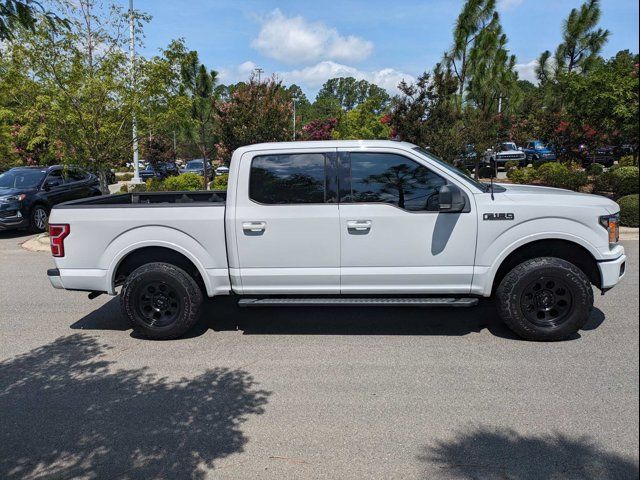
<box><xmin>55</xmin><ymin>190</ymin><xmax>227</xmax><ymax>208</ymax></box>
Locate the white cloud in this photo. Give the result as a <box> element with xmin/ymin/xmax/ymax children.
<box><xmin>251</xmin><ymin>9</ymin><xmax>373</xmax><ymax>64</ymax></box>
<box><xmin>515</xmin><ymin>59</ymin><xmax>538</xmax><ymax>83</ymax></box>
<box><xmin>497</xmin><ymin>0</ymin><xmax>524</xmax><ymax>10</ymax></box>
<box><xmin>277</xmin><ymin>61</ymin><xmax>415</xmax><ymax>95</ymax></box>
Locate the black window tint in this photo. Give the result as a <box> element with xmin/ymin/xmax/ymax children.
<box><xmin>45</xmin><ymin>170</ymin><xmax>64</xmax><ymax>186</ymax></box>
<box><xmin>349</xmin><ymin>153</ymin><xmax>446</xmax><ymax>211</ymax></box>
<box><xmin>250</xmin><ymin>153</ymin><xmax>327</xmax><ymax>204</ymax></box>
<box><xmin>66</xmin><ymin>169</ymin><xmax>87</xmax><ymax>182</ymax></box>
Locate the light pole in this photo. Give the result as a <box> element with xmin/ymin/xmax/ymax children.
<box><xmin>292</xmin><ymin>99</ymin><xmax>297</xmax><ymax>141</ymax></box>
<box><xmin>129</xmin><ymin>0</ymin><xmax>141</xmax><ymax>183</ymax></box>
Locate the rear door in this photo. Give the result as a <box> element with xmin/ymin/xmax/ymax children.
<box><xmin>337</xmin><ymin>147</ymin><xmax>477</xmax><ymax>294</ymax></box>
<box><xmin>232</xmin><ymin>148</ymin><xmax>340</xmax><ymax>294</ymax></box>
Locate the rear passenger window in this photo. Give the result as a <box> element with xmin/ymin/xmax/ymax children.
<box><xmin>348</xmin><ymin>152</ymin><xmax>446</xmax><ymax>211</ymax></box>
<box><xmin>250</xmin><ymin>153</ymin><xmax>327</xmax><ymax>204</ymax></box>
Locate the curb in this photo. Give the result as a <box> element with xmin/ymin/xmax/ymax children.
<box><xmin>620</xmin><ymin>227</ymin><xmax>639</xmax><ymax>241</ymax></box>
<box><xmin>21</xmin><ymin>233</ymin><xmax>50</xmax><ymax>252</ymax></box>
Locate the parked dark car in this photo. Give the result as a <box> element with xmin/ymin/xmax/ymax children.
<box><xmin>580</xmin><ymin>145</ymin><xmax>616</xmax><ymax>168</ymax></box>
<box><xmin>180</xmin><ymin>159</ymin><xmax>214</xmax><ymax>179</ymax></box>
<box><xmin>139</xmin><ymin>162</ymin><xmax>179</xmax><ymax>181</ymax></box>
<box><xmin>0</xmin><ymin>165</ymin><xmax>101</xmax><ymax>232</ymax></box>
<box><xmin>455</xmin><ymin>144</ymin><xmax>479</xmax><ymax>170</ymax></box>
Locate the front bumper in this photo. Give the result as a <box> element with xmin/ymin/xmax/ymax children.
<box><xmin>598</xmin><ymin>253</ymin><xmax>627</xmax><ymax>290</ymax></box>
<box><xmin>0</xmin><ymin>208</ymin><xmax>28</xmax><ymax>230</ymax></box>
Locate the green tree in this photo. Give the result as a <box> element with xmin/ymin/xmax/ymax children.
<box><xmin>180</xmin><ymin>51</ymin><xmax>218</xmax><ymax>187</ymax></box>
<box><xmin>215</xmin><ymin>76</ymin><xmax>292</xmax><ymax>162</ymax></box>
<box><xmin>445</xmin><ymin>0</ymin><xmax>499</xmax><ymax>97</ymax></box>
<box><xmin>0</xmin><ymin>0</ymin><xmax>67</xmax><ymax>41</ymax></box>
<box><xmin>315</xmin><ymin>77</ymin><xmax>390</xmax><ymax>112</ymax></box>
<box><xmin>332</xmin><ymin>97</ymin><xmax>391</xmax><ymax>140</ymax></box>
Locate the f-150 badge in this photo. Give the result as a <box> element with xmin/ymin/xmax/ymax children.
<box><xmin>484</xmin><ymin>213</ymin><xmax>515</xmax><ymax>221</ymax></box>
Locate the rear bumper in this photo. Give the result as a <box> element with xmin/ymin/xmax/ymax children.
<box><xmin>598</xmin><ymin>254</ymin><xmax>627</xmax><ymax>290</ymax></box>
<box><xmin>47</xmin><ymin>267</ymin><xmax>110</xmax><ymax>293</ymax></box>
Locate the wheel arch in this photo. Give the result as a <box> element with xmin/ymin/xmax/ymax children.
<box><xmin>111</xmin><ymin>245</ymin><xmax>210</xmax><ymax>296</ymax></box>
<box><xmin>490</xmin><ymin>239</ymin><xmax>601</xmax><ymax>295</ymax></box>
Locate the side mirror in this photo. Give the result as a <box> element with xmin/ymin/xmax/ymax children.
<box><xmin>438</xmin><ymin>184</ymin><xmax>465</xmax><ymax>213</ymax></box>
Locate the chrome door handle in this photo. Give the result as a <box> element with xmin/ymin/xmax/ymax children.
<box><xmin>347</xmin><ymin>220</ymin><xmax>372</xmax><ymax>232</ymax></box>
<box><xmin>242</xmin><ymin>221</ymin><xmax>266</xmax><ymax>233</ymax></box>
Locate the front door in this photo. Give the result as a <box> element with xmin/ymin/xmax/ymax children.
<box><xmin>232</xmin><ymin>149</ymin><xmax>340</xmax><ymax>294</ymax></box>
<box><xmin>337</xmin><ymin>148</ymin><xmax>477</xmax><ymax>294</ymax></box>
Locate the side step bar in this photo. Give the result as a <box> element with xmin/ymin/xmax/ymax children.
<box><xmin>238</xmin><ymin>297</ymin><xmax>479</xmax><ymax>308</ymax></box>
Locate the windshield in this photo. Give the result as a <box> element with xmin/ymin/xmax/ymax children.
<box><xmin>533</xmin><ymin>141</ymin><xmax>546</xmax><ymax>150</ymax></box>
<box><xmin>0</xmin><ymin>169</ymin><xmax>46</xmax><ymax>189</ymax></box>
<box><xmin>412</xmin><ymin>147</ymin><xmax>487</xmax><ymax>192</ymax></box>
<box><xmin>186</xmin><ymin>161</ymin><xmax>203</xmax><ymax>169</ymax></box>
<box><xmin>500</xmin><ymin>143</ymin><xmax>517</xmax><ymax>151</ymax></box>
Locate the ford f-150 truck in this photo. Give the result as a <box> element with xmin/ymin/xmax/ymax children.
<box><xmin>47</xmin><ymin>140</ymin><xmax>627</xmax><ymax>341</ymax></box>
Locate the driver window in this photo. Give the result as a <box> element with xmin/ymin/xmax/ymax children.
<box><xmin>348</xmin><ymin>152</ymin><xmax>446</xmax><ymax>211</ymax></box>
<box><xmin>45</xmin><ymin>170</ymin><xmax>64</xmax><ymax>187</ymax></box>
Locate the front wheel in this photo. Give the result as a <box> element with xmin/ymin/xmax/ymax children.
<box><xmin>29</xmin><ymin>205</ymin><xmax>49</xmax><ymax>233</ymax></box>
<box><xmin>121</xmin><ymin>262</ymin><xmax>203</xmax><ymax>340</ymax></box>
<box><xmin>496</xmin><ymin>257</ymin><xmax>594</xmax><ymax>341</ymax></box>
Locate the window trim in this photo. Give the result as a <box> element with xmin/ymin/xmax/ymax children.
<box><xmin>248</xmin><ymin>152</ymin><xmax>337</xmax><ymax>206</ymax></box>
<box><xmin>338</xmin><ymin>150</ymin><xmax>462</xmax><ymax>214</ymax></box>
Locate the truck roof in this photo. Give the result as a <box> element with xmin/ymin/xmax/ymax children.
<box><xmin>233</xmin><ymin>139</ymin><xmax>419</xmax><ymax>155</ymax></box>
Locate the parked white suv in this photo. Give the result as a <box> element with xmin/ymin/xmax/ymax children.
<box><xmin>47</xmin><ymin>140</ymin><xmax>626</xmax><ymax>341</ymax></box>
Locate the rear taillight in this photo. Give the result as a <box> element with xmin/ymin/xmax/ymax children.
<box><xmin>49</xmin><ymin>224</ymin><xmax>70</xmax><ymax>257</ymax></box>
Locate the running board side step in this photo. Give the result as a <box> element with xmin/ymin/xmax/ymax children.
<box><xmin>238</xmin><ymin>297</ymin><xmax>479</xmax><ymax>308</ymax></box>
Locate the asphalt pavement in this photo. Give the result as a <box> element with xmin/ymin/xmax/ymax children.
<box><xmin>0</xmin><ymin>231</ymin><xmax>638</xmax><ymax>480</ymax></box>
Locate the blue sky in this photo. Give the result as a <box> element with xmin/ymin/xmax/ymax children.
<box><xmin>134</xmin><ymin>0</ymin><xmax>639</xmax><ymax>97</ymax></box>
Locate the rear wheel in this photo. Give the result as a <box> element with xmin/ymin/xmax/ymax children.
<box><xmin>121</xmin><ymin>262</ymin><xmax>203</xmax><ymax>340</ymax></box>
<box><xmin>496</xmin><ymin>257</ymin><xmax>593</xmax><ymax>341</ymax></box>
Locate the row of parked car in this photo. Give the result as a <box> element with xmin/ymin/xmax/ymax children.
<box><xmin>458</xmin><ymin>141</ymin><xmax>634</xmax><ymax>170</ymax></box>
<box><xmin>135</xmin><ymin>159</ymin><xmax>229</xmax><ymax>181</ymax></box>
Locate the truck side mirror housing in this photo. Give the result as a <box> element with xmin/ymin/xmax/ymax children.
<box><xmin>438</xmin><ymin>184</ymin><xmax>465</xmax><ymax>213</ymax></box>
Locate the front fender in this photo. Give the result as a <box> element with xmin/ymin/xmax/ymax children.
<box><xmin>473</xmin><ymin>217</ymin><xmax>605</xmax><ymax>296</ymax></box>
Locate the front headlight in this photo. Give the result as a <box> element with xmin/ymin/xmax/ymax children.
<box><xmin>0</xmin><ymin>193</ymin><xmax>26</xmax><ymax>203</ymax></box>
<box><xmin>599</xmin><ymin>213</ymin><xmax>620</xmax><ymax>246</ymax></box>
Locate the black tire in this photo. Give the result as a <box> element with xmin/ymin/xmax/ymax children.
<box><xmin>120</xmin><ymin>262</ymin><xmax>203</xmax><ymax>340</ymax></box>
<box><xmin>29</xmin><ymin>204</ymin><xmax>49</xmax><ymax>233</ymax></box>
<box><xmin>496</xmin><ymin>257</ymin><xmax>594</xmax><ymax>341</ymax></box>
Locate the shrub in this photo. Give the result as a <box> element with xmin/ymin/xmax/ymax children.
<box><xmin>118</xmin><ymin>184</ymin><xmax>128</xmax><ymax>193</ymax></box>
<box><xmin>611</xmin><ymin>166</ymin><xmax>639</xmax><ymax>197</ymax></box>
<box><xmin>145</xmin><ymin>178</ymin><xmax>165</xmax><ymax>191</ymax></box>
<box><xmin>609</xmin><ymin>164</ymin><xmax>620</xmax><ymax>172</ymax></box>
<box><xmin>537</xmin><ymin>162</ymin><xmax>588</xmax><ymax>191</ymax></box>
<box><xmin>618</xmin><ymin>155</ymin><xmax>637</xmax><ymax>167</ymax></box>
<box><xmin>478</xmin><ymin>166</ymin><xmax>495</xmax><ymax>178</ymax></box>
<box><xmin>593</xmin><ymin>171</ymin><xmax>615</xmax><ymax>193</ymax></box>
<box><xmin>508</xmin><ymin>167</ymin><xmax>538</xmax><ymax>185</ymax></box>
<box><xmin>504</xmin><ymin>160</ymin><xmax>520</xmax><ymax>171</ymax></box>
<box><xmin>213</xmin><ymin>173</ymin><xmax>229</xmax><ymax>190</ymax></box>
<box><xmin>117</xmin><ymin>172</ymin><xmax>134</xmax><ymax>181</ymax></box>
<box><xmin>164</xmin><ymin>173</ymin><xmax>203</xmax><ymax>191</ymax></box>
<box><xmin>587</xmin><ymin>163</ymin><xmax>605</xmax><ymax>176</ymax></box>
<box><xmin>618</xmin><ymin>194</ymin><xmax>639</xmax><ymax>227</ymax></box>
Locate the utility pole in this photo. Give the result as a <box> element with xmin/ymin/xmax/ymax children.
<box><xmin>129</xmin><ymin>0</ymin><xmax>141</xmax><ymax>183</ymax></box>
<box><xmin>254</xmin><ymin>67</ymin><xmax>263</xmax><ymax>82</ymax></box>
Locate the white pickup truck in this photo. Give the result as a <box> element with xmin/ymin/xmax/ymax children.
<box><xmin>47</xmin><ymin>140</ymin><xmax>627</xmax><ymax>341</ymax></box>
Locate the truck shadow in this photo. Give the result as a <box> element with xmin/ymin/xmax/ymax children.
<box><xmin>419</xmin><ymin>425</ymin><xmax>638</xmax><ymax>479</ymax></box>
<box><xmin>72</xmin><ymin>296</ymin><xmax>606</xmax><ymax>341</ymax></box>
<box><xmin>0</xmin><ymin>333</ymin><xmax>270</xmax><ymax>480</ymax></box>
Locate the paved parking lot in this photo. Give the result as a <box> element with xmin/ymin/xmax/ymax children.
<box><xmin>1</xmin><ymin>231</ymin><xmax>638</xmax><ymax>480</ymax></box>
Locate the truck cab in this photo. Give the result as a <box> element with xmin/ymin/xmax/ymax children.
<box><xmin>47</xmin><ymin>140</ymin><xmax>626</xmax><ymax>341</ymax></box>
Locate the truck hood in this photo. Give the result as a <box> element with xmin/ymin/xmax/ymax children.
<box><xmin>497</xmin><ymin>183</ymin><xmax>619</xmax><ymax>214</ymax></box>
<box><xmin>496</xmin><ymin>150</ymin><xmax>524</xmax><ymax>156</ymax></box>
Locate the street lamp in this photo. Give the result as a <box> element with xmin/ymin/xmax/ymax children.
<box><xmin>129</xmin><ymin>0</ymin><xmax>141</xmax><ymax>184</ymax></box>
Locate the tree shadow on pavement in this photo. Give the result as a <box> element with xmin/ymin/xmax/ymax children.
<box><xmin>420</xmin><ymin>426</ymin><xmax>639</xmax><ymax>480</ymax></box>
<box><xmin>0</xmin><ymin>334</ymin><xmax>270</xmax><ymax>480</ymax></box>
